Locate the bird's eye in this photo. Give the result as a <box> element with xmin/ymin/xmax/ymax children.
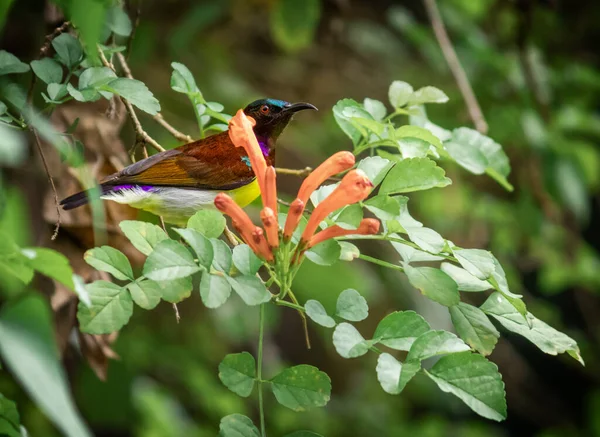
<box><xmin>260</xmin><ymin>105</ymin><xmax>270</xmax><ymax>114</ymax></box>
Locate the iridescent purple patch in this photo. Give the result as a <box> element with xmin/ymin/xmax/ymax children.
<box><xmin>112</xmin><ymin>184</ymin><xmax>155</xmax><ymax>192</ymax></box>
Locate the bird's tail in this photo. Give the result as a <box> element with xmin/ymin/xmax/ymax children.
<box><xmin>60</xmin><ymin>185</ymin><xmax>112</xmax><ymax>210</ymax></box>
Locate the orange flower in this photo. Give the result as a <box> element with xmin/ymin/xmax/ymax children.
<box><xmin>300</xmin><ymin>169</ymin><xmax>373</xmax><ymax>243</ymax></box>
<box><xmin>251</xmin><ymin>226</ymin><xmax>274</xmax><ymax>262</ymax></box>
<box><xmin>296</xmin><ymin>151</ymin><xmax>355</xmax><ymax>204</ymax></box>
<box><xmin>283</xmin><ymin>198</ymin><xmax>305</xmax><ymax>241</ymax></box>
<box><xmin>260</xmin><ymin>207</ymin><xmax>279</xmax><ymax>248</ymax></box>
<box><xmin>308</xmin><ymin>218</ymin><xmax>380</xmax><ymax>248</ymax></box>
<box><xmin>229</xmin><ymin>110</ymin><xmax>267</xmax><ymax>197</ymax></box>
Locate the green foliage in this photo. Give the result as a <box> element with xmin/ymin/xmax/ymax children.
<box><xmin>450</xmin><ymin>303</ymin><xmax>499</xmax><ymax>356</ymax></box>
<box><xmin>425</xmin><ymin>353</ymin><xmax>507</xmax><ymax>422</ymax></box>
<box><xmin>335</xmin><ymin>288</ymin><xmax>368</xmax><ymax>322</ymax></box>
<box><xmin>143</xmin><ymin>240</ymin><xmax>201</xmax><ymax>281</ymax></box>
<box><xmin>270</xmin><ymin>365</ymin><xmax>331</xmax><ymax>411</ymax></box>
<box><xmin>84</xmin><ymin>246</ymin><xmax>134</xmax><ymax>281</ymax></box>
<box><xmin>119</xmin><ymin>220</ymin><xmax>169</xmax><ymax>256</ymax></box>
<box><xmin>218</xmin><ymin>352</ymin><xmax>256</xmax><ymax>397</ymax></box>
<box><xmin>187</xmin><ymin>209</ymin><xmax>226</xmax><ymax>238</ymax></box>
<box><xmin>270</xmin><ymin>0</ymin><xmax>321</xmax><ymax>53</ymax></box>
<box><xmin>0</xmin><ymin>393</ymin><xmax>20</xmax><ymax>437</ymax></box>
<box><xmin>0</xmin><ymin>295</ymin><xmax>91</xmax><ymax>437</ymax></box>
<box><xmin>404</xmin><ymin>265</ymin><xmax>460</xmax><ymax>306</ymax></box>
<box><xmin>380</xmin><ymin>158</ymin><xmax>452</xmax><ymax>194</ymax></box>
<box><xmin>218</xmin><ymin>414</ymin><xmax>261</xmax><ymax>437</ymax></box>
<box><xmin>78</xmin><ymin>280</ymin><xmax>133</xmax><ymax>334</ymax></box>
<box><xmin>0</xmin><ymin>50</ymin><xmax>30</xmax><ymax>75</ymax></box>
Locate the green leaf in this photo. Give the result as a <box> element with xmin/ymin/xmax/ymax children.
<box><xmin>78</xmin><ymin>281</ymin><xmax>133</xmax><ymax>334</ymax></box>
<box><xmin>211</xmin><ymin>238</ymin><xmax>233</xmax><ymax>272</ymax></box>
<box><xmin>170</xmin><ymin>62</ymin><xmax>200</xmax><ymax>95</ymax></box>
<box><xmin>481</xmin><ymin>293</ymin><xmax>583</xmax><ymax>364</ymax></box>
<box><xmin>333</xmin><ymin>99</ymin><xmax>365</xmax><ymax>145</ymax></box>
<box><xmin>30</xmin><ymin>58</ymin><xmax>62</xmax><ymax>84</ymax></box>
<box><xmin>232</xmin><ymin>244</ymin><xmax>262</xmax><ymax>276</ymax></box>
<box><xmin>335</xmin><ymin>289</ymin><xmax>368</xmax><ymax>322</ymax></box>
<box><xmin>119</xmin><ymin>220</ymin><xmax>168</xmax><ymax>256</ymax></box>
<box><xmin>67</xmin><ymin>83</ymin><xmax>101</xmax><ymax>102</ymax></box>
<box><xmin>440</xmin><ymin>262</ymin><xmax>491</xmax><ymax>292</ymax></box>
<box><xmin>339</xmin><ymin>241</ymin><xmax>360</xmax><ymax>261</ymax></box>
<box><xmin>405</xmin><ymin>226</ymin><xmax>445</xmax><ymax>254</ymax></box>
<box><xmin>376</xmin><ymin>353</ymin><xmax>420</xmax><ymax>395</ymax></box>
<box><xmin>187</xmin><ymin>209</ymin><xmax>226</xmax><ymax>238</ymax></box>
<box><xmin>52</xmin><ymin>34</ymin><xmax>83</xmax><ymax>68</ymax></box>
<box><xmin>364</xmin><ymin>194</ymin><xmax>401</xmax><ymax>222</ymax></box>
<box><xmin>199</xmin><ymin>273</ymin><xmax>231</xmax><ymax>308</ymax></box>
<box><xmin>357</xmin><ymin>156</ymin><xmax>393</xmax><ymax>186</ymax></box>
<box><xmin>335</xmin><ymin>204</ymin><xmax>363</xmax><ymax>230</ymax></box>
<box><xmin>47</xmin><ymin>82</ymin><xmax>67</xmax><ymax>101</ymax></box>
<box><xmin>68</xmin><ymin>0</ymin><xmax>106</xmax><ymax>66</ymax></box>
<box><xmin>270</xmin><ymin>365</ymin><xmax>331</xmax><ymax>411</ymax></box>
<box><xmin>388</xmin><ymin>81</ymin><xmax>413</xmax><ymax>108</ymax></box>
<box><xmin>143</xmin><ymin>240</ymin><xmax>201</xmax><ymax>281</ymax></box>
<box><xmin>305</xmin><ymin>239</ymin><xmax>341</xmax><ymax>266</ymax></box>
<box><xmin>395</xmin><ymin>125</ymin><xmax>443</xmax><ymax>150</ymax></box>
<box><xmin>218</xmin><ymin>414</ymin><xmax>260</xmax><ymax>437</ymax></box>
<box><xmin>425</xmin><ymin>352</ymin><xmax>507</xmax><ymax>421</ymax></box>
<box><xmin>406</xmin><ymin>330</ymin><xmax>470</xmax><ymax>362</ymax></box>
<box><xmin>398</xmin><ymin>138</ymin><xmax>431</xmax><ymax>158</ymax></box>
<box><xmin>270</xmin><ymin>0</ymin><xmax>321</xmax><ymax>53</ymax></box>
<box><xmin>174</xmin><ymin>228</ymin><xmax>214</xmax><ymax>269</ymax></box>
<box><xmin>373</xmin><ymin>310</ymin><xmax>431</xmax><ymax>350</ymax></box>
<box><xmin>0</xmin><ymin>123</ymin><xmax>26</xmax><ymax>167</ymax></box>
<box><xmin>127</xmin><ymin>280</ymin><xmax>161</xmax><ymax>310</ymax></box>
<box><xmin>0</xmin><ymin>393</ymin><xmax>20</xmax><ymax>436</ymax></box>
<box><xmin>305</xmin><ymin>300</ymin><xmax>336</xmax><ymax>328</ymax></box>
<box><xmin>404</xmin><ymin>265</ymin><xmax>459</xmax><ymax>307</ymax></box>
<box><xmin>0</xmin><ymin>295</ymin><xmax>92</xmax><ymax>437</ymax></box>
<box><xmin>79</xmin><ymin>67</ymin><xmax>117</xmax><ymax>98</ymax></box>
<box><xmin>84</xmin><ymin>246</ymin><xmax>133</xmax><ymax>281</ymax></box>
<box><xmin>452</xmin><ymin>248</ymin><xmax>495</xmax><ymax>280</ymax></box>
<box><xmin>489</xmin><ymin>256</ymin><xmax>522</xmax><ymax>298</ymax></box>
<box><xmin>445</xmin><ymin>128</ymin><xmax>512</xmax><ymax>191</ymax></box>
<box><xmin>218</xmin><ymin>352</ymin><xmax>256</xmax><ymax>397</ymax></box>
<box><xmin>380</xmin><ymin>158</ymin><xmax>451</xmax><ymax>194</ymax></box>
<box><xmin>105</xmin><ymin>5</ymin><xmax>132</xmax><ymax>36</ymax></box>
<box><xmin>100</xmin><ymin>78</ymin><xmax>160</xmax><ymax>115</ymax></box>
<box><xmin>0</xmin><ymin>50</ymin><xmax>29</xmax><ymax>75</ymax></box>
<box><xmin>363</xmin><ymin>98</ymin><xmax>387</xmax><ymax>120</ymax></box>
<box><xmin>226</xmin><ymin>275</ymin><xmax>271</xmax><ymax>306</ymax></box>
<box><xmin>481</xmin><ymin>292</ymin><xmax>528</xmax><ymax>326</ymax></box>
<box><xmin>332</xmin><ymin>323</ymin><xmax>372</xmax><ymax>358</ymax></box>
<box><xmin>408</xmin><ymin>86</ymin><xmax>449</xmax><ymax>105</ymax></box>
<box><xmin>155</xmin><ymin>277</ymin><xmax>193</xmax><ymax>303</ymax></box>
<box><xmin>0</xmin><ymin>232</ymin><xmax>33</xmax><ymax>284</ymax></box>
<box><xmin>21</xmin><ymin>247</ymin><xmax>74</xmax><ymax>289</ymax></box>
<box><xmin>450</xmin><ymin>303</ymin><xmax>499</xmax><ymax>356</ymax></box>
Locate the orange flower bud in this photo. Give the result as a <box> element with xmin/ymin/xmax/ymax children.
<box><xmin>260</xmin><ymin>207</ymin><xmax>279</xmax><ymax>248</ymax></box>
<box><xmin>301</xmin><ymin>169</ymin><xmax>373</xmax><ymax>242</ymax></box>
<box><xmin>228</xmin><ymin>110</ymin><xmax>267</xmax><ymax>196</ymax></box>
<box><xmin>251</xmin><ymin>226</ymin><xmax>274</xmax><ymax>261</ymax></box>
<box><xmin>283</xmin><ymin>198</ymin><xmax>305</xmax><ymax>240</ymax></box>
<box><xmin>263</xmin><ymin>166</ymin><xmax>278</xmax><ymax>213</ymax></box>
<box><xmin>297</xmin><ymin>151</ymin><xmax>355</xmax><ymax>204</ymax></box>
<box><xmin>214</xmin><ymin>192</ymin><xmax>256</xmax><ymax>250</ymax></box>
<box><xmin>308</xmin><ymin>218</ymin><xmax>380</xmax><ymax>248</ymax></box>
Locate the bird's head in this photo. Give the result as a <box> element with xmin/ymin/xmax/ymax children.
<box><xmin>243</xmin><ymin>98</ymin><xmax>317</xmax><ymax>142</ymax></box>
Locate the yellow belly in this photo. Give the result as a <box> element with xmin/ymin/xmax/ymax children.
<box><xmin>228</xmin><ymin>179</ymin><xmax>261</xmax><ymax>208</ymax></box>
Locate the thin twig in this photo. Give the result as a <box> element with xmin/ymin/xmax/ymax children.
<box><xmin>423</xmin><ymin>0</ymin><xmax>488</xmax><ymax>134</ymax></box>
<box><xmin>276</xmin><ymin>167</ymin><xmax>312</xmax><ymax>178</ymax></box>
<box><xmin>32</xmin><ymin>128</ymin><xmax>60</xmax><ymax>240</ymax></box>
<box><xmin>224</xmin><ymin>225</ymin><xmax>240</xmax><ymax>246</ymax></box>
<box><xmin>39</xmin><ymin>21</ymin><xmax>71</xmax><ymax>57</ymax></box>
<box><xmin>115</xmin><ymin>52</ymin><xmax>194</xmax><ymax>143</ymax></box>
<box><xmin>124</xmin><ymin>0</ymin><xmax>141</xmax><ymax>60</ymax></box>
<box><xmin>97</xmin><ymin>46</ymin><xmax>165</xmax><ymax>153</ymax></box>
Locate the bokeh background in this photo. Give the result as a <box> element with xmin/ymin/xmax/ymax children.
<box><xmin>1</xmin><ymin>0</ymin><xmax>600</xmax><ymax>436</ymax></box>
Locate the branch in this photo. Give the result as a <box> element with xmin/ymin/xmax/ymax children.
<box><xmin>114</xmin><ymin>52</ymin><xmax>193</xmax><ymax>143</ymax></box>
<box><xmin>276</xmin><ymin>167</ymin><xmax>312</xmax><ymax>177</ymax></box>
<box><xmin>32</xmin><ymin>128</ymin><xmax>61</xmax><ymax>240</ymax></box>
<box><xmin>97</xmin><ymin>46</ymin><xmax>165</xmax><ymax>153</ymax></box>
<box><xmin>423</xmin><ymin>0</ymin><xmax>488</xmax><ymax>134</ymax></box>
<box><xmin>39</xmin><ymin>21</ymin><xmax>71</xmax><ymax>57</ymax></box>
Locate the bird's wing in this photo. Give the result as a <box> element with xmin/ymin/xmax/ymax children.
<box><xmin>102</xmin><ymin>132</ymin><xmax>255</xmax><ymax>190</ymax></box>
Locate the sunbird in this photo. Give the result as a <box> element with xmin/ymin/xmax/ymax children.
<box><xmin>60</xmin><ymin>99</ymin><xmax>317</xmax><ymax>225</ymax></box>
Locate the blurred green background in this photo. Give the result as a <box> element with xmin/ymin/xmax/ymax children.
<box><xmin>1</xmin><ymin>0</ymin><xmax>600</xmax><ymax>436</ymax></box>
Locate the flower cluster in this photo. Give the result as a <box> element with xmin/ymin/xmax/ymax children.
<box><xmin>214</xmin><ymin>110</ymin><xmax>380</xmax><ymax>264</ymax></box>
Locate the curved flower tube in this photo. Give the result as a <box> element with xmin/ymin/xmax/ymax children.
<box><xmin>300</xmin><ymin>169</ymin><xmax>373</xmax><ymax>243</ymax></box>
<box><xmin>308</xmin><ymin>218</ymin><xmax>380</xmax><ymax>248</ymax></box>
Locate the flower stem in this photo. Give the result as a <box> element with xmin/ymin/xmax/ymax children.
<box><xmin>359</xmin><ymin>254</ymin><xmax>405</xmax><ymax>272</ymax></box>
<box><xmin>257</xmin><ymin>303</ymin><xmax>266</xmax><ymax>437</ymax></box>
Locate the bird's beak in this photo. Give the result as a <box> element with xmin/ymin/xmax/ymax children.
<box><xmin>283</xmin><ymin>102</ymin><xmax>318</xmax><ymax>113</ymax></box>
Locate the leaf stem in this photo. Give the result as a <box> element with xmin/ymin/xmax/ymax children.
<box><xmin>359</xmin><ymin>254</ymin><xmax>404</xmax><ymax>272</ymax></box>
<box><xmin>257</xmin><ymin>303</ymin><xmax>266</xmax><ymax>437</ymax></box>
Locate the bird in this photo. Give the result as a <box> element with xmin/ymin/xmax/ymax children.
<box><xmin>60</xmin><ymin>99</ymin><xmax>317</xmax><ymax>226</ymax></box>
